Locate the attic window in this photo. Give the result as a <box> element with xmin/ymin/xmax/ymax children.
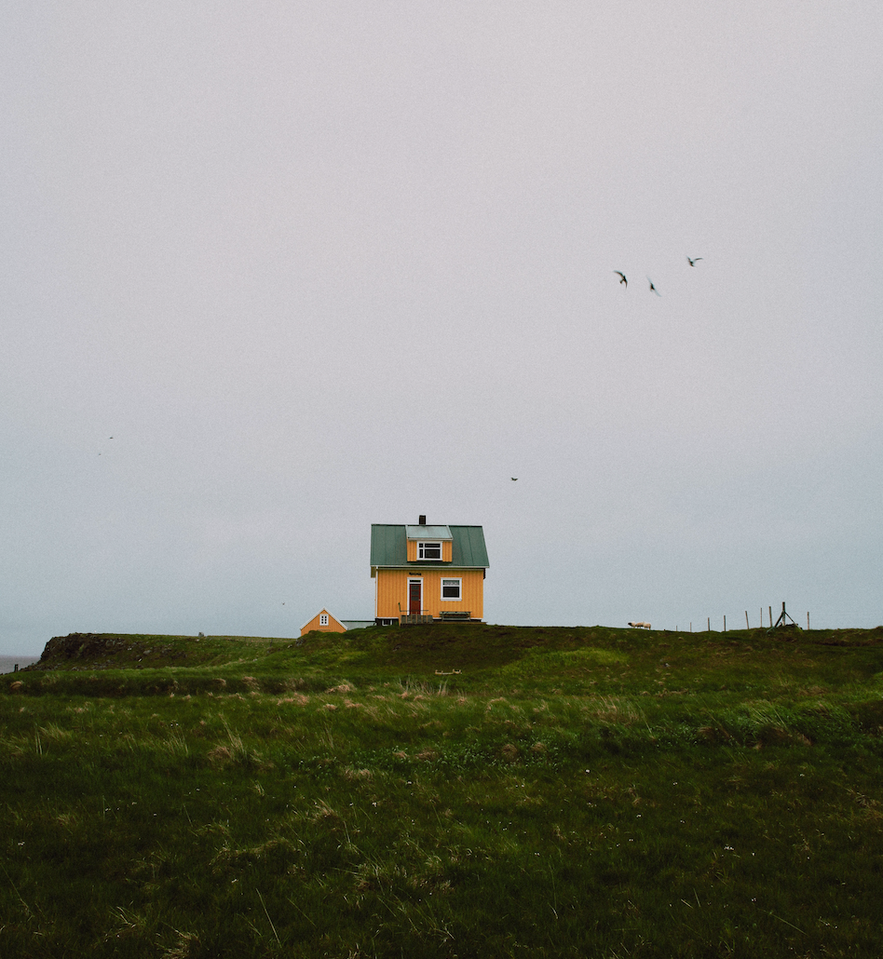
<box><xmin>319</xmin><ymin>613</ymin><xmax>329</xmax><ymax>626</ymax></box>
<box><xmin>417</xmin><ymin>542</ymin><xmax>442</xmax><ymax>560</ymax></box>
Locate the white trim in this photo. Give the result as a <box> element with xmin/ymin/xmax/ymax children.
<box><xmin>440</xmin><ymin>577</ymin><xmax>462</xmax><ymax>601</ymax></box>
<box><xmin>417</xmin><ymin>541</ymin><xmax>443</xmax><ymax>560</ymax></box>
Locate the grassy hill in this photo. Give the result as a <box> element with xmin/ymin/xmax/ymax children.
<box><xmin>3</xmin><ymin>624</ymin><xmax>883</xmax><ymax>957</ymax></box>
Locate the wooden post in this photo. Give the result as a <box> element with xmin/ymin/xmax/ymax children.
<box><xmin>807</xmin><ymin>612</ymin><xmax>810</xmax><ymax>630</ymax></box>
<box><xmin>707</xmin><ymin>617</ymin><xmax>710</xmax><ymax>632</ymax></box>
<box><xmin>723</xmin><ymin>614</ymin><xmax>727</xmax><ymax>633</ymax></box>
<box><xmin>745</xmin><ymin>610</ymin><xmax>749</xmax><ymax>630</ymax></box>
<box><xmin>769</xmin><ymin>606</ymin><xmax>773</xmax><ymax>629</ymax></box>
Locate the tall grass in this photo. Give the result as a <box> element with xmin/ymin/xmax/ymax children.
<box><xmin>2</xmin><ymin>625</ymin><xmax>882</xmax><ymax>956</ymax></box>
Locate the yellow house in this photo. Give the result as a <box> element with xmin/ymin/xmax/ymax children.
<box><xmin>370</xmin><ymin>517</ymin><xmax>489</xmax><ymax>625</ymax></box>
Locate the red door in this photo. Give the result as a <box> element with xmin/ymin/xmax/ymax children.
<box><xmin>408</xmin><ymin>580</ymin><xmax>422</xmax><ymax>615</ymax></box>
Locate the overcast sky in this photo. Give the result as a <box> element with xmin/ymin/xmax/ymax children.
<box><xmin>3</xmin><ymin>3</ymin><xmax>882</xmax><ymax>655</ymax></box>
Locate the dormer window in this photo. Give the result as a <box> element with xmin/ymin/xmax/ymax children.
<box><xmin>403</xmin><ymin>524</ymin><xmax>453</xmax><ymax>562</ymax></box>
<box><xmin>417</xmin><ymin>541</ymin><xmax>442</xmax><ymax>560</ymax></box>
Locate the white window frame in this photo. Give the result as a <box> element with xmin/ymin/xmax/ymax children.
<box><xmin>319</xmin><ymin>613</ymin><xmax>329</xmax><ymax>626</ymax></box>
<box><xmin>441</xmin><ymin>577</ymin><xmax>462</xmax><ymax>601</ymax></box>
<box><xmin>417</xmin><ymin>541</ymin><xmax>442</xmax><ymax>560</ymax></box>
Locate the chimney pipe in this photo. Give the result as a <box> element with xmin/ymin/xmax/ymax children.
<box><xmin>418</xmin><ymin>515</ymin><xmax>426</xmax><ymax>525</ymax></box>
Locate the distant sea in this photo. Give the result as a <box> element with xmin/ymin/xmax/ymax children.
<box><xmin>0</xmin><ymin>655</ymin><xmax>40</xmax><ymax>675</ymax></box>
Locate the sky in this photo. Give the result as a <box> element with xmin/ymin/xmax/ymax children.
<box><xmin>3</xmin><ymin>3</ymin><xmax>882</xmax><ymax>655</ymax></box>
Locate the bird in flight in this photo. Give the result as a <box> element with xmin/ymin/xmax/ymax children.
<box><xmin>613</xmin><ymin>271</ymin><xmax>627</xmax><ymax>288</ymax></box>
<box><xmin>511</xmin><ymin>477</ymin><xmax>518</xmax><ymax>481</ymax></box>
<box><xmin>686</xmin><ymin>256</ymin><xmax>703</xmax><ymax>267</ymax></box>
<box><xmin>648</xmin><ymin>277</ymin><xmax>661</xmax><ymax>296</ymax></box>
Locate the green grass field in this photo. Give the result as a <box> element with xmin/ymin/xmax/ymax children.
<box><xmin>2</xmin><ymin>624</ymin><xmax>883</xmax><ymax>957</ymax></box>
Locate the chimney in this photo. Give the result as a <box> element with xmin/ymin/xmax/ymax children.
<box><xmin>418</xmin><ymin>515</ymin><xmax>426</xmax><ymax>525</ymax></box>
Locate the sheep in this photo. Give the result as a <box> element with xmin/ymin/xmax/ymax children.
<box><xmin>628</xmin><ymin>621</ymin><xmax>651</xmax><ymax>629</ymax></box>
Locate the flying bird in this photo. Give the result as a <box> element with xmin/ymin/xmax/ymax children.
<box><xmin>648</xmin><ymin>277</ymin><xmax>661</xmax><ymax>296</ymax></box>
<box><xmin>686</xmin><ymin>256</ymin><xmax>703</xmax><ymax>267</ymax></box>
<box><xmin>511</xmin><ymin>477</ymin><xmax>518</xmax><ymax>481</ymax></box>
<box><xmin>613</xmin><ymin>271</ymin><xmax>627</xmax><ymax>288</ymax></box>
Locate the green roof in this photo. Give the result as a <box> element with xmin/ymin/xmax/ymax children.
<box><xmin>405</xmin><ymin>524</ymin><xmax>452</xmax><ymax>540</ymax></box>
<box><xmin>370</xmin><ymin>524</ymin><xmax>489</xmax><ymax>570</ymax></box>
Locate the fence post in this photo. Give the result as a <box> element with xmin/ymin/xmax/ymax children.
<box><xmin>745</xmin><ymin>610</ymin><xmax>749</xmax><ymax>629</ymax></box>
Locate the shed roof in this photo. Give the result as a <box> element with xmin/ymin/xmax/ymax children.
<box><xmin>405</xmin><ymin>525</ymin><xmax>452</xmax><ymax>540</ymax></box>
<box><xmin>371</xmin><ymin>524</ymin><xmax>489</xmax><ymax>570</ymax></box>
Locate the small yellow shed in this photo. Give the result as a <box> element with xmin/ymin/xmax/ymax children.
<box><xmin>300</xmin><ymin>609</ymin><xmax>346</xmax><ymax>636</ymax></box>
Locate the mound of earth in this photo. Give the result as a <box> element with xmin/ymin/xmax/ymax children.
<box><xmin>29</xmin><ymin>633</ymin><xmax>186</xmax><ymax>670</ymax></box>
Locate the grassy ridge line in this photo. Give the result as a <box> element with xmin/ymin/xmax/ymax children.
<box><xmin>6</xmin><ymin>625</ymin><xmax>883</xmax><ymax>748</ymax></box>
<box><xmin>7</xmin><ymin>624</ymin><xmax>883</xmax><ymax>702</ymax></box>
<box><xmin>17</xmin><ymin>623</ymin><xmax>883</xmax><ymax>673</ymax></box>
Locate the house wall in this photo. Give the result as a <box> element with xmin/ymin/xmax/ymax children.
<box><xmin>405</xmin><ymin>539</ymin><xmax>453</xmax><ymax>562</ymax></box>
<box><xmin>300</xmin><ymin>610</ymin><xmax>346</xmax><ymax>636</ymax></box>
<box><xmin>375</xmin><ymin>568</ymin><xmax>484</xmax><ymax>619</ymax></box>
